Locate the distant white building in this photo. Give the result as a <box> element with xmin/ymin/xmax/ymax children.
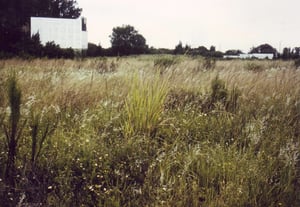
<box><xmin>224</xmin><ymin>53</ymin><xmax>274</xmax><ymax>59</ymax></box>
<box><xmin>240</xmin><ymin>53</ymin><xmax>274</xmax><ymax>59</ymax></box>
<box><xmin>30</xmin><ymin>17</ymin><xmax>88</xmax><ymax>50</ymax></box>
<box><xmin>223</xmin><ymin>55</ymin><xmax>240</xmax><ymax>59</ymax></box>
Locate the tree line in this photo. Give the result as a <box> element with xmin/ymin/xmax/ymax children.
<box><xmin>1</xmin><ymin>1</ymin><xmax>300</xmax><ymax>59</ymax></box>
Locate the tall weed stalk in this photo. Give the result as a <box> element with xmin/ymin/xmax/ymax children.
<box><xmin>1</xmin><ymin>75</ymin><xmax>26</xmax><ymax>206</ymax></box>
<box><xmin>2</xmin><ymin>75</ymin><xmax>26</xmax><ymax>187</ymax></box>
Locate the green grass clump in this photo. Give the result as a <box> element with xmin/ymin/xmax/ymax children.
<box><xmin>122</xmin><ymin>73</ymin><xmax>169</xmax><ymax>138</ymax></box>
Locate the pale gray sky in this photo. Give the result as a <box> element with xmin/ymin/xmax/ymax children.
<box><xmin>77</xmin><ymin>0</ymin><xmax>299</xmax><ymax>52</ymax></box>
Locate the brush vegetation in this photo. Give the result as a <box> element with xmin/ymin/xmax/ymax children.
<box><xmin>0</xmin><ymin>56</ymin><xmax>299</xmax><ymax>206</ymax></box>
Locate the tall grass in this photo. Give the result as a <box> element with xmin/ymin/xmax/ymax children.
<box><xmin>122</xmin><ymin>72</ymin><xmax>169</xmax><ymax>138</ymax></box>
<box><xmin>0</xmin><ymin>56</ymin><xmax>299</xmax><ymax>206</ymax></box>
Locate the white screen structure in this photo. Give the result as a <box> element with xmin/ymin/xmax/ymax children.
<box><xmin>31</xmin><ymin>17</ymin><xmax>88</xmax><ymax>50</ymax></box>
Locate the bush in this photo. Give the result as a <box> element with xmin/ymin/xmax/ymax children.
<box><xmin>43</xmin><ymin>42</ymin><xmax>75</xmax><ymax>59</ymax></box>
<box><xmin>87</xmin><ymin>43</ymin><xmax>103</xmax><ymax>57</ymax></box>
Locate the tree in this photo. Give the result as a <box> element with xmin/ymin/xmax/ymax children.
<box><xmin>33</xmin><ymin>0</ymin><xmax>82</xmax><ymax>18</ymax></box>
<box><xmin>282</xmin><ymin>47</ymin><xmax>291</xmax><ymax>60</ymax></box>
<box><xmin>225</xmin><ymin>49</ymin><xmax>243</xmax><ymax>56</ymax></box>
<box><xmin>250</xmin><ymin>43</ymin><xmax>277</xmax><ymax>54</ymax></box>
<box><xmin>14</xmin><ymin>33</ymin><xmax>43</xmax><ymax>57</ymax></box>
<box><xmin>174</xmin><ymin>41</ymin><xmax>184</xmax><ymax>54</ymax></box>
<box><xmin>280</xmin><ymin>47</ymin><xmax>300</xmax><ymax>60</ymax></box>
<box><xmin>292</xmin><ymin>47</ymin><xmax>300</xmax><ymax>59</ymax></box>
<box><xmin>197</xmin><ymin>46</ymin><xmax>209</xmax><ymax>55</ymax></box>
<box><xmin>43</xmin><ymin>41</ymin><xmax>74</xmax><ymax>59</ymax></box>
<box><xmin>210</xmin><ymin>46</ymin><xmax>216</xmax><ymax>53</ymax></box>
<box><xmin>87</xmin><ymin>43</ymin><xmax>103</xmax><ymax>57</ymax></box>
<box><xmin>110</xmin><ymin>25</ymin><xmax>148</xmax><ymax>56</ymax></box>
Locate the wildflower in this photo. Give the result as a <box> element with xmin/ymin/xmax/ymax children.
<box><xmin>25</xmin><ymin>95</ymin><xmax>36</xmax><ymax>108</ymax></box>
<box><xmin>52</xmin><ymin>104</ymin><xmax>61</xmax><ymax>114</ymax></box>
<box><xmin>96</xmin><ymin>174</ymin><xmax>103</xmax><ymax>178</ymax></box>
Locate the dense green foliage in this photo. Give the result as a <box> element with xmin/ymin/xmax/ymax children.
<box><xmin>110</xmin><ymin>25</ymin><xmax>148</xmax><ymax>56</ymax></box>
<box><xmin>0</xmin><ymin>56</ymin><xmax>299</xmax><ymax>206</ymax></box>
<box><xmin>250</xmin><ymin>43</ymin><xmax>277</xmax><ymax>55</ymax></box>
<box><xmin>87</xmin><ymin>43</ymin><xmax>103</xmax><ymax>57</ymax></box>
<box><xmin>174</xmin><ymin>42</ymin><xmax>223</xmax><ymax>58</ymax></box>
<box><xmin>281</xmin><ymin>47</ymin><xmax>300</xmax><ymax>60</ymax></box>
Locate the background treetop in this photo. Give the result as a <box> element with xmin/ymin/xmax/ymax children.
<box><xmin>110</xmin><ymin>25</ymin><xmax>148</xmax><ymax>56</ymax></box>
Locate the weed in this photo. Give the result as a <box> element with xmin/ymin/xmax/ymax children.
<box><xmin>1</xmin><ymin>75</ymin><xmax>26</xmax><ymax>206</ymax></box>
<box><xmin>3</xmin><ymin>75</ymin><xmax>24</xmax><ymax>186</ymax></box>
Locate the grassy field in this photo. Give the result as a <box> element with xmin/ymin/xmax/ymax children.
<box><xmin>0</xmin><ymin>56</ymin><xmax>299</xmax><ymax>206</ymax></box>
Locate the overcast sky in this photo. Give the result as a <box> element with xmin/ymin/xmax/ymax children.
<box><xmin>77</xmin><ymin>0</ymin><xmax>299</xmax><ymax>52</ymax></box>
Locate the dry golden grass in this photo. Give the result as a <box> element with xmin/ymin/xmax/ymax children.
<box><xmin>1</xmin><ymin>57</ymin><xmax>298</xmax><ymax>100</ymax></box>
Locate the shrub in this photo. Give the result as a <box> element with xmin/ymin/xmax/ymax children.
<box><xmin>87</xmin><ymin>43</ymin><xmax>103</xmax><ymax>57</ymax></box>
<box><xmin>43</xmin><ymin>42</ymin><xmax>75</xmax><ymax>59</ymax></box>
